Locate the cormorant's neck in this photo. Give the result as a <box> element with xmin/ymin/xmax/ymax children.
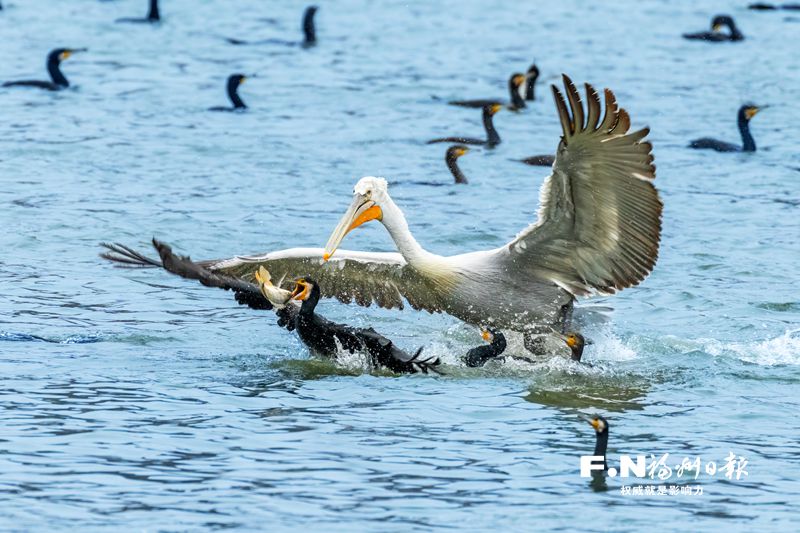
<box><xmin>228</xmin><ymin>81</ymin><xmax>246</xmax><ymax>109</ymax></box>
<box><xmin>303</xmin><ymin>9</ymin><xmax>316</xmax><ymax>44</ymax></box>
<box><xmin>526</xmin><ymin>77</ymin><xmax>537</xmax><ymax>100</ymax></box>
<box><xmin>491</xmin><ymin>334</ymin><xmax>507</xmax><ymax>356</ymax></box>
<box><xmin>299</xmin><ymin>287</ymin><xmax>321</xmax><ymax>317</ymax></box>
<box><xmin>446</xmin><ymin>154</ymin><xmax>467</xmax><ymax>184</ymax></box>
<box><xmin>509</xmin><ymin>80</ymin><xmax>526</xmax><ymax>109</ymax></box>
<box><xmin>47</xmin><ymin>57</ymin><xmax>68</xmax><ymax>87</ymax></box>
<box><xmin>148</xmin><ymin>0</ymin><xmax>160</xmax><ymax>21</ymax></box>
<box><xmin>727</xmin><ymin>21</ymin><xmax>743</xmax><ymax>40</ymax></box>
<box><xmin>380</xmin><ymin>197</ymin><xmax>434</xmax><ymax>264</ymax></box>
<box><xmin>482</xmin><ymin>109</ymin><xmax>500</xmax><ymax>145</ymax></box>
<box><xmin>594</xmin><ymin>431</ymin><xmax>609</xmax><ymax>470</ymax></box>
<box><xmin>738</xmin><ymin>113</ymin><xmax>756</xmax><ymax>152</ymax></box>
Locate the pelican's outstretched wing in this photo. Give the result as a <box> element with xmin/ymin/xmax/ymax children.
<box><xmin>503</xmin><ymin>75</ymin><xmax>662</xmax><ymax>296</ymax></box>
<box><xmin>102</xmin><ymin>240</ymin><xmax>442</xmax><ymax>313</ymax></box>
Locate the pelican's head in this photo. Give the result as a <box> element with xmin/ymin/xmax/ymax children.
<box><xmin>323</xmin><ymin>176</ymin><xmax>388</xmax><ymax>261</ymax></box>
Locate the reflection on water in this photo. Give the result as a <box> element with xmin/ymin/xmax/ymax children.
<box><xmin>1</xmin><ymin>0</ymin><xmax>800</xmax><ymax>530</ymax></box>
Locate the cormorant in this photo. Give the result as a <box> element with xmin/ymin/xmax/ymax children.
<box><xmin>586</xmin><ymin>415</ymin><xmax>609</xmax><ymax>470</ymax></box>
<box><xmin>116</xmin><ymin>0</ymin><xmax>160</xmax><ymax>23</ymax></box>
<box><xmin>3</xmin><ymin>48</ymin><xmax>86</xmax><ymax>91</ymax></box>
<box><xmin>518</xmin><ymin>154</ymin><xmax>555</xmax><ymax>167</ymax></box>
<box><xmin>748</xmin><ymin>3</ymin><xmax>800</xmax><ymax>9</ymax></box>
<box><xmin>525</xmin><ymin>63</ymin><xmax>539</xmax><ymax>101</ymax></box>
<box><xmin>464</xmin><ymin>328</ymin><xmax>507</xmax><ymax>367</ymax></box>
<box><xmin>226</xmin><ymin>6</ymin><xmax>318</xmax><ymax>47</ymax></box>
<box><xmin>428</xmin><ymin>104</ymin><xmax>502</xmax><ymax>147</ymax></box>
<box><xmin>286</xmin><ymin>277</ymin><xmax>441</xmax><ymax>374</ymax></box>
<box><xmin>100</xmin><ymin>240</ymin><xmax>440</xmax><ymax>375</ymax></box>
<box><xmin>208</xmin><ymin>74</ymin><xmax>248</xmax><ymax>111</ymax></box>
<box><xmin>689</xmin><ymin>104</ymin><xmax>763</xmax><ymax>152</ymax></box>
<box><xmin>553</xmin><ymin>331</ymin><xmax>586</xmax><ymax>361</ymax></box>
<box><xmin>302</xmin><ymin>5</ymin><xmax>318</xmax><ymax>46</ymax></box>
<box><xmin>449</xmin><ymin>73</ymin><xmax>527</xmax><ymax>111</ymax></box>
<box><xmin>683</xmin><ymin>15</ymin><xmax>744</xmax><ymax>41</ymax></box>
<box><xmin>445</xmin><ymin>145</ymin><xmax>470</xmax><ymax>184</ymax></box>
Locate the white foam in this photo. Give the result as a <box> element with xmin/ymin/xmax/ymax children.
<box><xmin>706</xmin><ymin>329</ymin><xmax>800</xmax><ymax>366</ymax></box>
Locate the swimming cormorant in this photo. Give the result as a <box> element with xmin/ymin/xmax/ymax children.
<box><xmin>464</xmin><ymin>328</ymin><xmax>507</xmax><ymax>367</ymax></box>
<box><xmin>518</xmin><ymin>154</ymin><xmax>555</xmax><ymax>167</ymax></box>
<box><xmin>689</xmin><ymin>104</ymin><xmax>763</xmax><ymax>152</ymax></box>
<box><xmin>100</xmin><ymin>240</ymin><xmax>440</xmax><ymax>375</ymax></box>
<box><xmin>525</xmin><ymin>63</ymin><xmax>539</xmax><ymax>101</ymax></box>
<box><xmin>302</xmin><ymin>5</ymin><xmax>318</xmax><ymax>46</ymax></box>
<box><xmin>286</xmin><ymin>277</ymin><xmax>441</xmax><ymax>374</ymax></box>
<box><xmin>428</xmin><ymin>104</ymin><xmax>502</xmax><ymax>147</ymax></box>
<box><xmin>449</xmin><ymin>73</ymin><xmax>527</xmax><ymax>111</ymax></box>
<box><xmin>683</xmin><ymin>15</ymin><xmax>744</xmax><ymax>41</ymax></box>
<box><xmin>116</xmin><ymin>0</ymin><xmax>160</xmax><ymax>23</ymax></box>
<box><xmin>748</xmin><ymin>3</ymin><xmax>800</xmax><ymax>9</ymax></box>
<box><xmin>553</xmin><ymin>331</ymin><xmax>586</xmax><ymax>361</ymax></box>
<box><xmin>3</xmin><ymin>48</ymin><xmax>86</xmax><ymax>91</ymax></box>
<box><xmin>226</xmin><ymin>6</ymin><xmax>318</xmax><ymax>47</ymax></box>
<box><xmin>445</xmin><ymin>145</ymin><xmax>470</xmax><ymax>184</ymax></box>
<box><xmin>586</xmin><ymin>415</ymin><xmax>609</xmax><ymax>470</ymax></box>
<box><xmin>208</xmin><ymin>74</ymin><xmax>248</xmax><ymax>111</ymax></box>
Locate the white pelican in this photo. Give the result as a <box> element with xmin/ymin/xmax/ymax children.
<box><xmin>102</xmin><ymin>75</ymin><xmax>661</xmax><ymax>349</ymax></box>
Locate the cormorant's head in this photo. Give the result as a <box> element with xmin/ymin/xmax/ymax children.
<box><xmin>484</xmin><ymin>103</ymin><xmax>503</xmax><ymax>117</ymax></box>
<box><xmin>711</xmin><ymin>15</ymin><xmax>735</xmax><ymax>32</ymax></box>
<box><xmin>481</xmin><ymin>328</ymin><xmax>495</xmax><ymax>343</ymax></box>
<box><xmin>229</xmin><ymin>74</ymin><xmax>247</xmax><ymax>87</ymax></box>
<box><xmin>527</xmin><ymin>63</ymin><xmax>540</xmax><ymax>79</ymax></box>
<box><xmin>587</xmin><ymin>415</ymin><xmax>609</xmax><ymax>435</ymax></box>
<box><xmin>49</xmin><ymin>48</ymin><xmax>85</xmax><ymax>64</ymax></box>
<box><xmin>740</xmin><ymin>104</ymin><xmax>763</xmax><ymax>121</ymax></box>
<box><xmin>290</xmin><ymin>277</ymin><xmax>318</xmax><ymax>301</ymax></box>
<box><xmin>323</xmin><ymin>176</ymin><xmax>388</xmax><ymax>261</ymax></box>
<box><xmin>553</xmin><ymin>331</ymin><xmax>586</xmax><ymax>361</ymax></box>
<box><xmin>446</xmin><ymin>145</ymin><xmax>469</xmax><ymax>160</ymax></box>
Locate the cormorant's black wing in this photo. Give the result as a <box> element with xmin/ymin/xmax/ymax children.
<box><xmin>2</xmin><ymin>80</ymin><xmax>58</xmax><ymax>90</ymax></box>
<box><xmin>354</xmin><ymin>328</ymin><xmax>440</xmax><ymax>374</ymax></box>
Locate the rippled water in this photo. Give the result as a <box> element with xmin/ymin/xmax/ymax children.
<box><xmin>2</xmin><ymin>0</ymin><xmax>800</xmax><ymax>530</ymax></box>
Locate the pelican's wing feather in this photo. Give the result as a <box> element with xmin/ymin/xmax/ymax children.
<box><xmin>504</xmin><ymin>75</ymin><xmax>662</xmax><ymax>296</ymax></box>
<box><xmin>197</xmin><ymin>246</ymin><xmax>442</xmax><ymax>312</ymax></box>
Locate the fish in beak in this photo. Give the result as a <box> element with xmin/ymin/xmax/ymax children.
<box><xmin>323</xmin><ymin>194</ymin><xmax>382</xmax><ymax>261</ymax></box>
<box><xmin>254</xmin><ymin>266</ymin><xmax>292</xmax><ymax>307</ymax></box>
<box><xmin>290</xmin><ymin>279</ymin><xmax>311</xmax><ymax>301</ymax></box>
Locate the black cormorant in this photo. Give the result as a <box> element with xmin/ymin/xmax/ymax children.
<box><xmin>554</xmin><ymin>331</ymin><xmax>586</xmax><ymax>361</ymax></box>
<box><xmin>3</xmin><ymin>48</ymin><xmax>86</xmax><ymax>91</ymax></box>
<box><xmin>99</xmin><ymin>240</ymin><xmax>440</xmax><ymax>375</ymax></box>
<box><xmin>518</xmin><ymin>154</ymin><xmax>555</xmax><ymax>167</ymax></box>
<box><xmin>449</xmin><ymin>73</ymin><xmax>527</xmax><ymax>111</ymax></box>
<box><xmin>689</xmin><ymin>104</ymin><xmax>763</xmax><ymax>152</ymax></box>
<box><xmin>116</xmin><ymin>0</ymin><xmax>160</xmax><ymax>23</ymax></box>
<box><xmin>464</xmin><ymin>328</ymin><xmax>507</xmax><ymax>367</ymax></box>
<box><xmin>586</xmin><ymin>415</ymin><xmax>609</xmax><ymax>470</ymax></box>
<box><xmin>226</xmin><ymin>6</ymin><xmax>318</xmax><ymax>47</ymax></box>
<box><xmin>683</xmin><ymin>15</ymin><xmax>744</xmax><ymax>41</ymax></box>
<box><xmin>208</xmin><ymin>74</ymin><xmax>248</xmax><ymax>111</ymax></box>
<box><xmin>525</xmin><ymin>63</ymin><xmax>539</xmax><ymax>101</ymax></box>
<box><xmin>748</xmin><ymin>3</ymin><xmax>800</xmax><ymax>9</ymax></box>
<box><xmin>445</xmin><ymin>145</ymin><xmax>470</xmax><ymax>184</ymax></box>
<box><xmin>288</xmin><ymin>277</ymin><xmax>440</xmax><ymax>374</ymax></box>
<box><xmin>302</xmin><ymin>5</ymin><xmax>318</xmax><ymax>46</ymax></box>
<box><xmin>428</xmin><ymin>104</ymin><xmax>502</xmax><ymax>147</ymax></box>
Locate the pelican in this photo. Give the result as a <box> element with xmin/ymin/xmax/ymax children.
<box><xmin>102</xmin><ymin>75</ymin><xmax>661</xmax><ymax>350</ymax></box>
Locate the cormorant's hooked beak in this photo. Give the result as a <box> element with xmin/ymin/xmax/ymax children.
<box><xmin>290</xmin><ymin>279</ymin><xmax>311</xmax><ymax>301</ymax></box>
<box><xmin>580</xmin><ymin>415</ymin><xmax>603</xmax><ymax>432</ymax></box>
<box><xmin>323</xmin><ymin>195</ymin><xmax>383</xmax><ymax>261</ymax></box>
<box><xmin>745</xmin><ymin>105</ymin><xmax>766</xmax><ymax>119</ymax></box>
<box><xmin>60</xmin><ymin>48</ymin><xmax>88</xmax><ymax>61</ymax></box>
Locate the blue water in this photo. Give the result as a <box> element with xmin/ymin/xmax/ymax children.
<box><xmin>2</xmin><ymin>0</ymin><xmax>800</xmax><ymax>531</ymax></box>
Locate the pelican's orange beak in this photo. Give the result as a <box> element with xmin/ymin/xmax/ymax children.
<box><xmin>323</xmin><ymin>195</ymin><xmax>383</xmax><ymax>261</ymax></box>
